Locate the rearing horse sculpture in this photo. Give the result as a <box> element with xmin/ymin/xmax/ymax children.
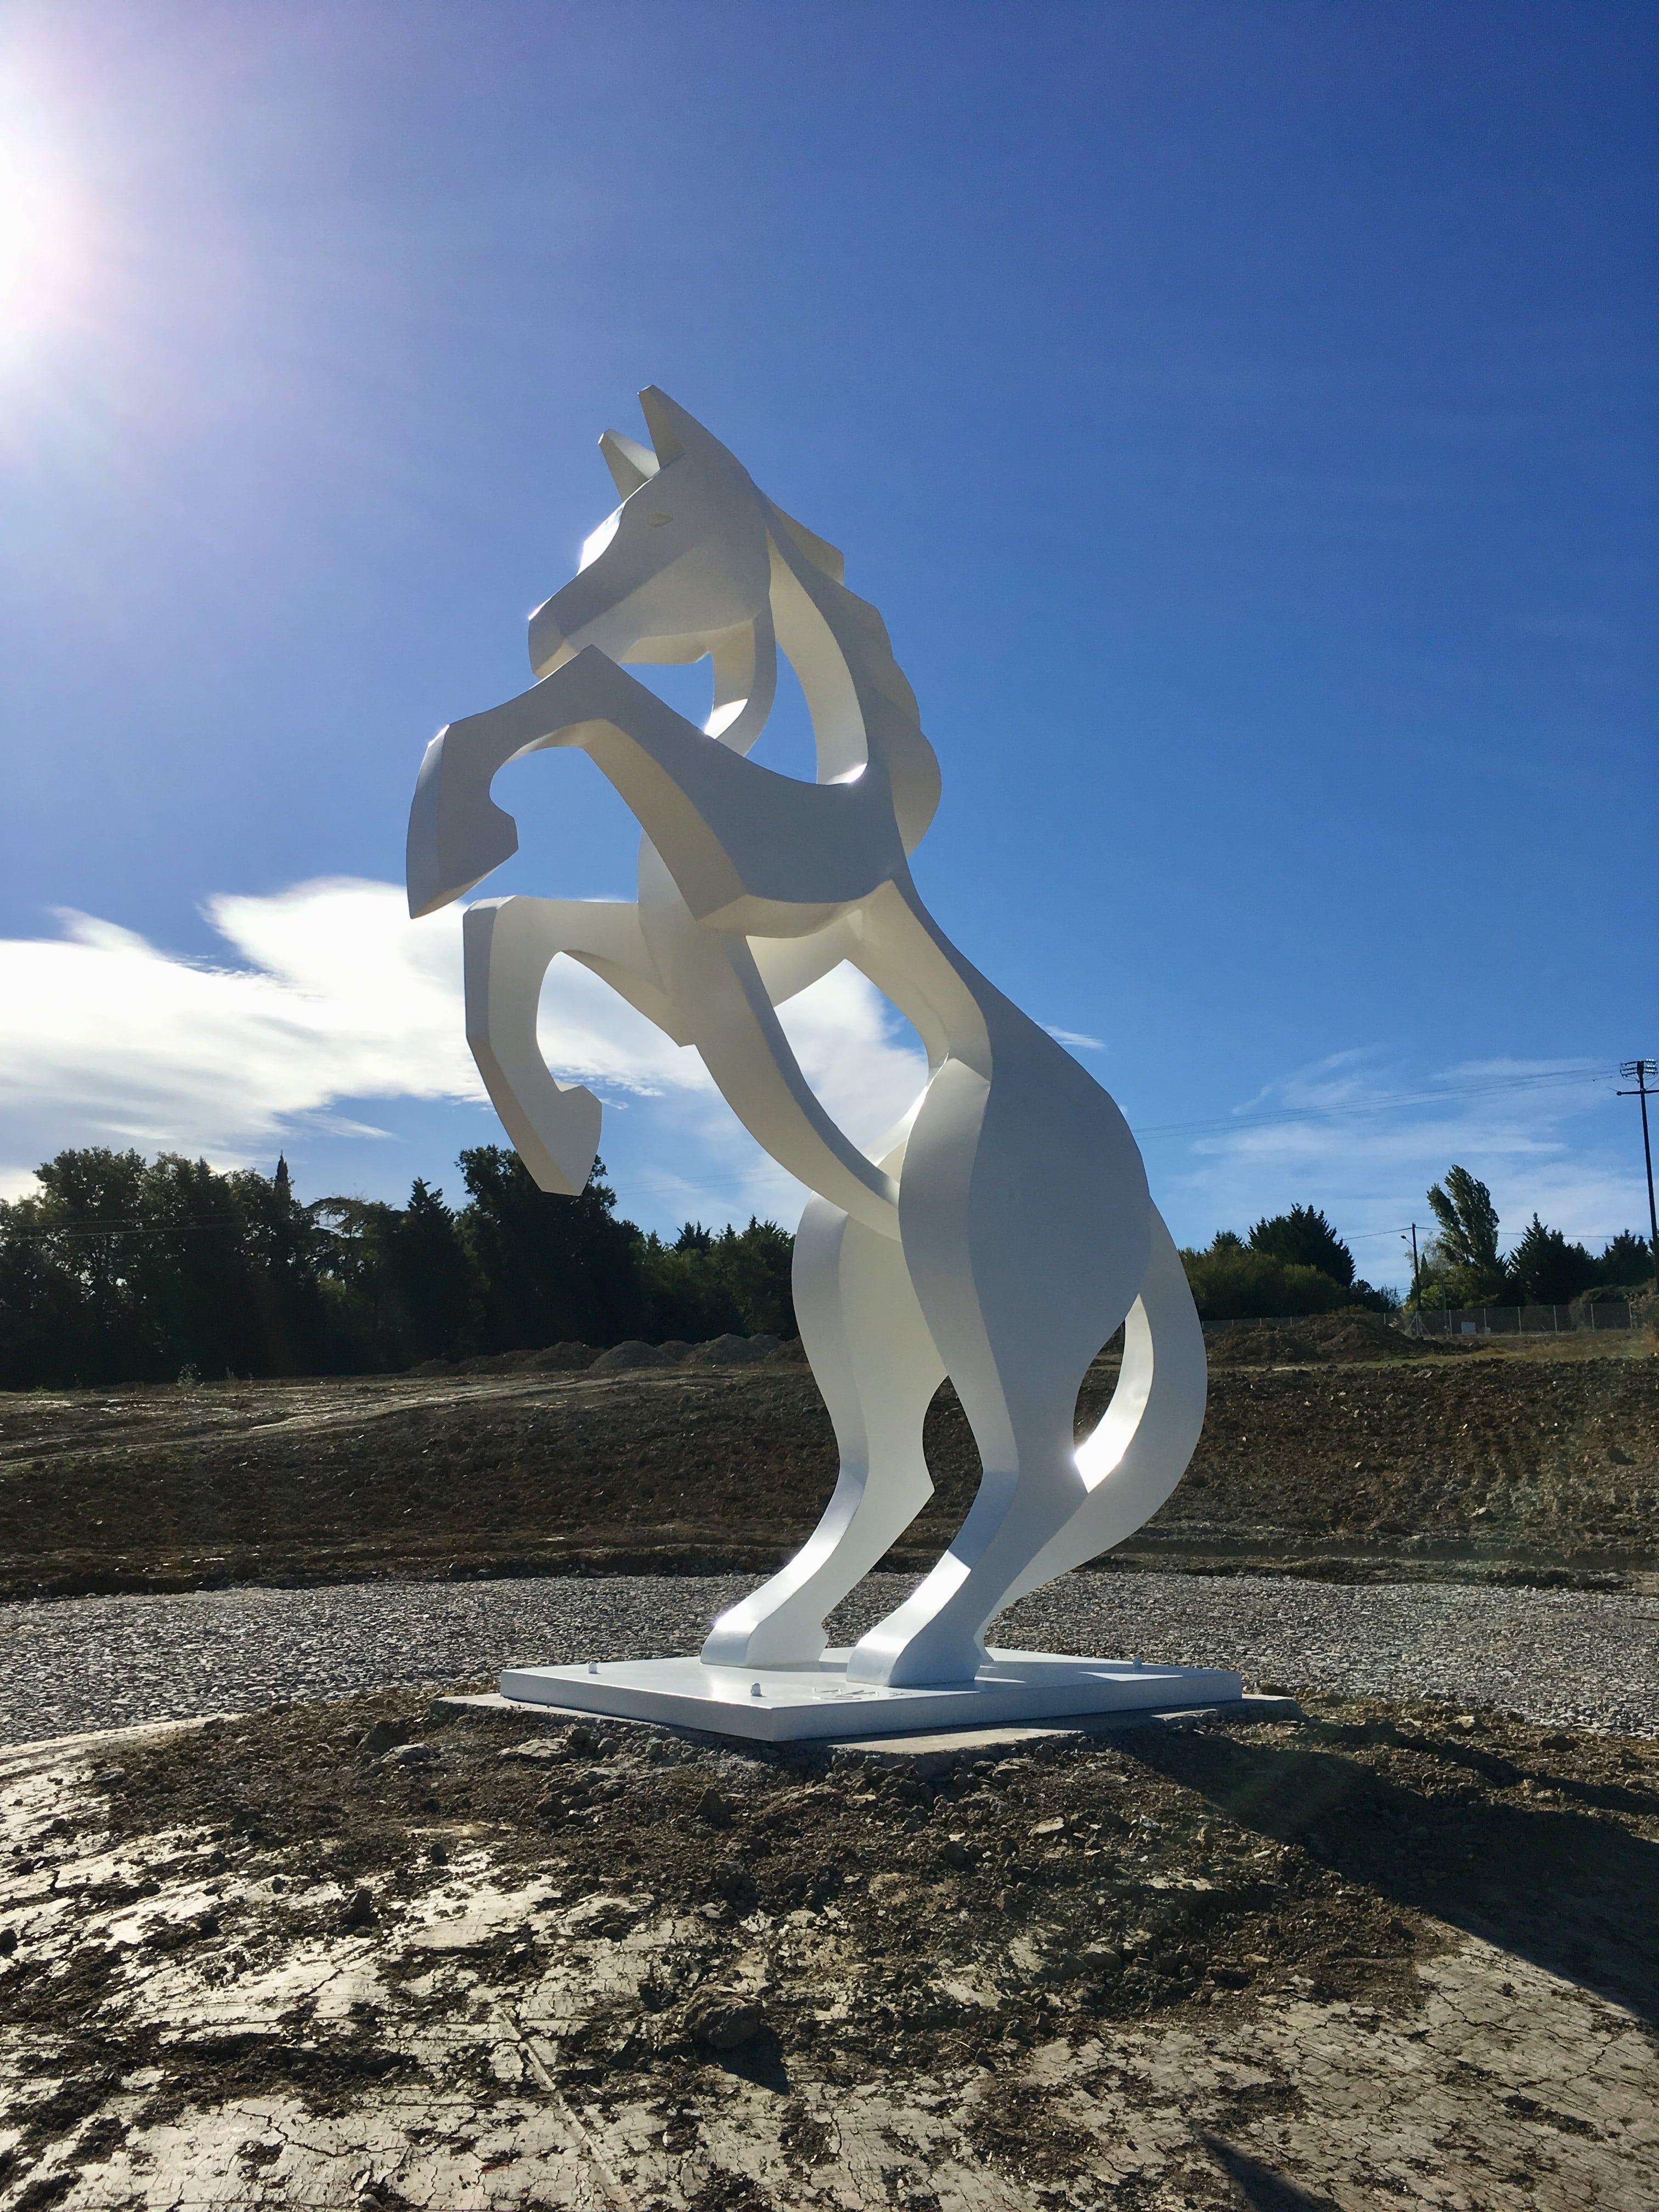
<box><xmin>408</xmin><ymin>387</ymin><xmax>1206</xmax><ymax>1691</ymax></box>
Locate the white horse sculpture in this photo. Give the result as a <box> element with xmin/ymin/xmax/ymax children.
<box><xmin>408</xmin><ymin>387</ymin><xmax>1206</xmax><ymax>1694</ymax></box>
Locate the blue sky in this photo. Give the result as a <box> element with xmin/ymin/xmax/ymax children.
<box><xmin>0</xmin><ymin>0</ymin><xmax>1652</xmax><ymax>1286</ymax></box>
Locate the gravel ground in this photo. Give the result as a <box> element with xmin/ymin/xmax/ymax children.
<box><xmin>4</xmin><ymin>1567</ymin><xmax>1657</xmax><ymax>1745</ymax></box>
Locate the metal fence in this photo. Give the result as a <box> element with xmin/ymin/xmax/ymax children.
<box><xmin>1200</xmin><ymin>1312</ymin><xmax>1400</xmax><ymax>1334</ymax></box>
<box><xmin>1201</xmin><ymin>1303</ymin><xmax>1646</xmax><ymax>1338</ymax></box>
<box><xmin>1407</xmin><ymin>1302</ymin><xmax>1642</xmax><ymax>1338</ymax></box>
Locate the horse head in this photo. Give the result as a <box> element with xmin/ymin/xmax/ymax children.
<box><xmin>528</xmin><ymin>387</ymin><xmax>772</xmax><ymax>682</ymax></box>
<box><xmin>407</xmin><ymin>388</ymin><xmax>939</xmax><ymax>922</ymax></box>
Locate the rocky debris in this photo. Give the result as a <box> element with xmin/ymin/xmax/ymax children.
<box><xmin>380</xmin><ymin>1741</ymin><xmax>438</xmax><ymax>1768</ymax></box>
<box><xmin>683</xmin><ymin>1987</ymin><xmax>766</xmax><ymax>2050</ymax></box>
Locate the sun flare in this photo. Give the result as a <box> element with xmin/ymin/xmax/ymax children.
<box><xmin>0</xmin><ymin>114</ymin><xmax>84</xmax><ymax>368</ymax></box>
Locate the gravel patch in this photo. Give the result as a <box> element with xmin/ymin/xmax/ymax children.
<box><xmin>2</xmin><ymin>1567</ymin><xmax>1655</xmax><ymax>1745</ymax></box>
<box><xmin>1005</xmin><ymin>1572</ymin><xmax>1659</xmax><ymax>1739</ymax></box>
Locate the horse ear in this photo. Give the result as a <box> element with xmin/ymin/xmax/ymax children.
<box><xmin>600</xmin><ymin>429</ymin><xmax>658</xmax><ymax>496</ymax></box>
<box><xmin>637</xmin><ymin>385</ymin><xmax>709</xmax><ymax>466</ymax></box>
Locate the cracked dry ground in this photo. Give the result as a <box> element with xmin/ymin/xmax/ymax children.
<box><xmin>2</xmin><ymin>1696</ymin><xmax>1656</xmax><ymax>2210</ymax></box>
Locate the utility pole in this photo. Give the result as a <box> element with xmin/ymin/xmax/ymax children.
<box><xmin>1401</xmin><ymin>1223</ymin><xmax>1421</xmax><ymax>1303</ymax></box>
<box><xmin>1617</xmin><ymin>1059</ymin><xmax>1658</xmax><ymax>1283</ymax></box>
<box><xmin>1398</xmin><ymin>1222</ymin><xmax>1425</xmax><ymax>1338</ymax></box>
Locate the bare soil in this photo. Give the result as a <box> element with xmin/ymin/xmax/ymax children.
<box><xmin>0</xmin><ymin>1323</ymin><xmax>1654</xmax><ymax>1603</ymax></box>
<box><xmin>2</xmin><ymin>1690</ymin><xmax>1655</xmax><ymax>2207</ymax></box>
<box><xmin>0</xmin><ymin>1325</ymin><xmax>1654</xmax><ymax>1602</ymax></box>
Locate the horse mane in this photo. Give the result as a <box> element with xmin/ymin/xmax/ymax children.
<box><xmin>759</xmin><ymin>491</ymin><xmax>935</xmax><ymax>844</ymax></box>
<box><xmin>768</xmin><ymin>503</ymin><xmax>846</xmax><ymax>584</ymax></box>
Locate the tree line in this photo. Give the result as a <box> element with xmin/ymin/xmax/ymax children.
<box><xmin>0</xmin><ymin>1147</ymin><xmax>1649</xmax><ymax>1390</ymax></box>
<box><xmin>1179</xmin><ymin>1204</ymin><xmax>1395</xmax><ymax>1322</ymax></box>
<box><xmin>1181</xmin><ymin>1177</ymin><xmax>1651</xmax><ymax>1322</ymax></box>
<box><xmin>1409</xmin><ymin>1165</ymin><xmax>1651</xmax><ymax>1311</ymax></box>
<box><xmin>0</xmin><ymin>1147</ymin><xmax>793</xmax><ymax>1390</ymax></box>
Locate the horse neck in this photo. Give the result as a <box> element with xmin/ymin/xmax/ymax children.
<box><xmin>706</xmin><ymin>607</ymin><xmax>777</xmax><ymax>754</ymax></box>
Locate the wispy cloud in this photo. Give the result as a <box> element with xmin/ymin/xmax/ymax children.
<box><xmin>0</xmin><ymin>879</ymin><xmax>928</xmax><ymax>1219</ymax></box>
<box><xmin>1153</xmin><ymin>1049</ymin><xmax>1639</xmax><ymax>1280</ymax></box>
<box><xmin>1043</xmin><ymin>1025</ymin><xmax>1105</xmax><ymax>1052</ymax></box>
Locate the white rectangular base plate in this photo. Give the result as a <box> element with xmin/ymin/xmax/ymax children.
<box><xmin>498</xmin><ymin>1647</ymin><xmax>1244</xmax><ymax>1745</ymax></box>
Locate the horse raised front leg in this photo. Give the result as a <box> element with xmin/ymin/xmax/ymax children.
<box><xmin>701</xmin><ymin>1191</ymin><xmax>945</xmax><ymax>1669</ymax></box>
<box><xmin>462</xmin><ymin>896</ymin><xmax>684</xmax><ymax>1195</ymax></box>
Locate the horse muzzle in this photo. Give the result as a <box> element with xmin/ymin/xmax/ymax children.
<box><xmin>528</xmin><ymin>567</ymin><xmax>624</xmax><ymax>680</ymax></box>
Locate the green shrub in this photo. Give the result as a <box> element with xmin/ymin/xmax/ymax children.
<box><xmin>1180</xmin><ymin>1240</ymin><xmax>1353</xmax><ymax>1322</ymax></box>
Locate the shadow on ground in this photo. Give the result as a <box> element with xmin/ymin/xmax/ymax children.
<box><xmin>1130</xmin><ymin>1721</ymin><xmax>1659</xmax><ymax>2025</ymax></box>
<box><xmin>1203</xmin><ymin>2138</ymin><xmax>1340</xmax><ymax>2211</ymax></box>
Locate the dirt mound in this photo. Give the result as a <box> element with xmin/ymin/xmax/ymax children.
<box><xmin>685</xmin><ymin>1333</ymin><xmax>781</xmax><ymax>1367</ymax></box>
<box><xmin>411</xmin><ymin>1341</ymin><xmax>597</xmax><ymax>1379</ymax></box>
<box><xmin>1206</xmin><ymin>1313</ymin><xmax>1449</xmax><ymax>1367</ymax></box>
<box><xmin>590</xmin><ymin>1340</ymin><xmax>676</xmax><ymax>1374</ymax></box>
<box><xmin>412</xmin><ymin>1334</ymin><xmax>787</xmax><ymax>1379</ymax></box>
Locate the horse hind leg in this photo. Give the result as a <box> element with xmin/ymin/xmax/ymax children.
<box><xmin>841</xmin><ymin>1042</ymin><xmax>1156</xmax><ymax>1688</ymax></box>
<box><xmin>995</xmin><ymin>1207</ymin><xmax>1205</xmax><ymax>1608</ymax></box>
<box><xmin>843</xmin><ymin>1224</ymin><xmax>1201</xmax><ymax>1686</ymax></box>
<box><xmin>840</xmin><ymin>1362</ymin><xmax>1093</xmax><ymax>1689</ymax></box>
<box><xmin>700</xmin><ymin>1193</ymin><xmax>945</xmax><ymax>1668</ymax></box>
<box><xmin>845</xmin><ymin>1216</ymin><xmax>1152</xmax><ymax>1686</ymax></box>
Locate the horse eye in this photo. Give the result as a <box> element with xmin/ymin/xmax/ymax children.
<box><xmin>647</xmin><ymin>511</ymin><xmax>673</xmax><ymax>527</ymax></box>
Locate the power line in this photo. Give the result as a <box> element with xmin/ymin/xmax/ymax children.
<box><xmin>577</xmin><ymin>1063</ymin><xmax>1613</xmax><ymax>1161</ymax></box>
<box><xmin>2</xmin><ymin>1063</ymin><xmax>1637</xmax><ymax>1248</ymax></box>
<box><xmin>3</xmin><ymin>1215</ymin><xmax>261</xmax><ymax>1243</ymax></box>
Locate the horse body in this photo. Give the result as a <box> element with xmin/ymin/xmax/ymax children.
<box><xmin>408</xmin><ymin>388</ymin><xmax>1205</xmax><ymax>1690</ymax></box>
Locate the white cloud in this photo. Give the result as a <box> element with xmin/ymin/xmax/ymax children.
<box><xmin>9</xmin><ymin>885</ymin><xmax>1631</xmax><ymax>1277</ymax></box>
<box><xmin>0</xmin><ymin>881</ymin><xmax>479</xmax><ymax>1194</ymax></box>
<box><xmin>0</xmin><ymin>878</ymin><xmax>928</xmax><ymax>1223</ymax></box>
<box><xmin>1043</xmin><ymin>1025</ymin><xmax>1105</xmax><ymax>1052</ymax></box>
